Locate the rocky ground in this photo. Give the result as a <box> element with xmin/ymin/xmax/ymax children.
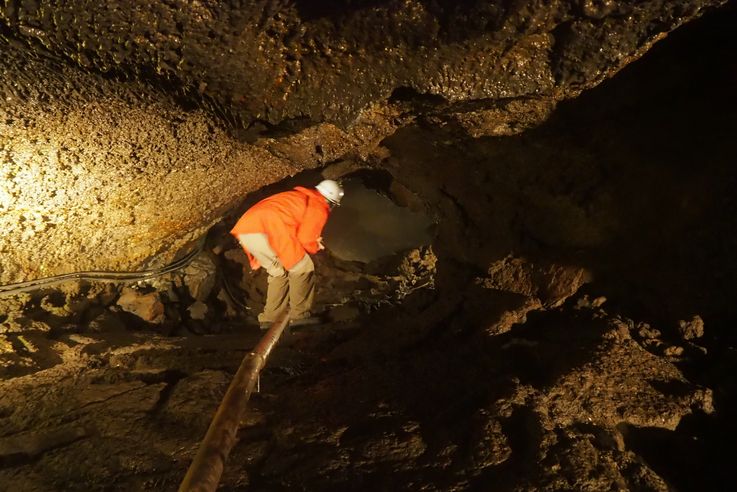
<box><xmin>0</xmin><ymin>241</ymin><xmax>727</xmax><ymax>491</ymax></box>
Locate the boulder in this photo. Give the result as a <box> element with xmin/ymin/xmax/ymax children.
<box><xmin>183</xmin><ymin>253</ymin><xmax>218</xmax><ymax>302</ymax></box>
<box><xmin>116</xmin><ymin>288</ymin><xmax>165</xmax><ymax>324</ymax></box>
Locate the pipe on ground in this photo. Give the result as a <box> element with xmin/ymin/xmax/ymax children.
<box><xmin>178</xmin><ymin>313</ymin><xmax>290</xmax><ymax>492</ymax></box>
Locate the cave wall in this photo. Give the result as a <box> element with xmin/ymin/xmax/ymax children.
<box><xmin>0</xmin><ymin>0</ymin><xmax>725</xmax><ymax>125</ymax></box>
<box><xmin>0</xmin><ymin>0</ymin><xmax>728</xmax><ymax>285</ymax></box>
<box><xmin>0</xmin><ymin>42</ymin><xmax>300</xmax><ymax>283</ymax></box>
<box><xmin>0</xmin><ymin>38</ymin><xmax>396</xmax><ymax>284</ymax></box>
<box><xmin>382</xmin><ymin>3</ymin><xmax>737</xmax><ymax>323</ymax></box>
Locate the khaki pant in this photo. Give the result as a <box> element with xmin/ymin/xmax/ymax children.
<box><xmin>237</xmin><ymin>233</ymin><xmax>315</xmax><ymax>322</ymax></box>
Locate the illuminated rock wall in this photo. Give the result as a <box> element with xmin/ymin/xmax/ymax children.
<box><xmin>0</xmin><ymin>0</ymin><xmax>727</xmax><ymax>283</ymax></box>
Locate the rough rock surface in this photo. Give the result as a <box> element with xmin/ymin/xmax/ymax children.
<box><xmin>1</xmin><ymin>0</ymin><xmax>725</xmax><ymax>125</ymax></box>
<box><xmin>0</xmin><ymin>38</ymin><xmax>399</xmax><ymax>284</ymax></box>
<box><xmin>0</xmin><ymin>0</ymin><xmax>727</xmax><ymax>282</ymax></box>
<box><xmin>0</xmin><ymin>274</ymin><xmax>717</xmax><ymax>491</ymax></box>
<box><xmin>678</xmin><ymin>315</ymin><xmax>705</xmax><ymax>340</ymax></box>
<box><xmin>0</xmin><ymin>3</ymin><xmax>736</xmax><ymax>491</ymax></box>
<box><xmin>116</xmin><ymin>288</ymin><xmax>165</xmax><ymax>324</ymax></box>
<box><xmin>181</xmin><ymin>252</ymin><xmax>218</xmax><ymax>302</ymax></box>
<box><xmin>248</xmin><ymin>298</ymin><xmax>713</xmax><ymax>491</ymax></box>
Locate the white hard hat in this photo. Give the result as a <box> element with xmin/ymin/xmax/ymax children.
<box><xmin>316</xmin><ymin>179</ymin><xmax>344</xmax><ymax>205</ymax></box>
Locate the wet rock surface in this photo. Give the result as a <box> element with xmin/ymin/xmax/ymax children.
<box><xmin>1</xmin><ymin>0</ymin><xmax>724</xmax><ymax>125</ymax></box>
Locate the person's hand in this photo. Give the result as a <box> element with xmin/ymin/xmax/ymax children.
<box><xmin>317</xmin><ymin>237</ymin><xmax>325</xmax><ymax>250</ymax></box>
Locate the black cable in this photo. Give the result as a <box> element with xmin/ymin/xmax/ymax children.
<box><xmin>0</xmin><ymin>235</ymin><xmax>207</xmax><ymax>296</ymax></box>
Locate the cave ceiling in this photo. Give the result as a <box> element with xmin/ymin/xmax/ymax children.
<box><xmin>0</xmin><ymin>0</ymin><xmax>730</xmax><ymax>283</ymax></box>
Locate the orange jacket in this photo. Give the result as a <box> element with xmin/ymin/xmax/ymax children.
<box><xmin>230</xmin><ymin>187</ymin><xmax>330</xmax><ymax>270</ymax></box>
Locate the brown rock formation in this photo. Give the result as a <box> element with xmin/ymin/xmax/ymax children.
<box><xmin>0</xmin><ymin>0</ymin><xmax>728</xmax><ymax>283</ymax></box>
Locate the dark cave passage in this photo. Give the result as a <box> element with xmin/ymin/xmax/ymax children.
<box><xmin>322</xmin><ymin>172</ymin><xmax>433</xmax><ymax>263</ymax></box>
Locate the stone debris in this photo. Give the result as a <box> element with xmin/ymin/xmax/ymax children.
<box><xmin>637</xmin><ymin>322</ymin><xmax>661</xmax><ymax>340</ymax></box>
<box><xmin>116</xmin><ymin>288</ymin><xmax>165</xmax><ymax>324</ymax></box>
<box><xmin>40</xmin><ymin>294</ymin><xmax>71</xmax><ymax>317</ymax></box>
<box><xmin>0</xmin><ymin>335</ymin><xmax>13</xmax><ymax>354</ymax></box>
<box><xmin>16</xmin><ymin>336</ymin><xmax>37</xmax><ymax>354</ymax></box>
<box><xmin>0</xmin><ymin>263</ymin><xmax>727</xmax><ymax>491</ymax></box>
<box><xmin>480</xmin><ymin>256</ymin><xmax>591</xmax><ymax>307</ymax></box>
<box><xmin>678</xmin><ymin>315</ymin><xmax>705</xmax><ymax>340</ymax></box>
<box><xmin>183</xmin><ymin>252</ymin><xmax>218</xmax><ymax>302</ymax></box>
<box><xmin>187</xmin><ymin>301</ymin><xmax>208</xmax><ymax>321</ymax></box>
<box><xmin>395</xmin><ymin>247</ymin><xmax>437</xmax><ymax>300</ymax></box>
<box><xmin>216</xmin><ymin>288</ymin><xmax>239</xmax><ymax>319</ymax></box>
<box><xmin>664</xmin><ymin>345</ymin><xmax>685</xmax><ymax>357</ymax></box>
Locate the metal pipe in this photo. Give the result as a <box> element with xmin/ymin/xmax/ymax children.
<box><xmin>178</xmin><ymin>313</ymin><xmax>291</xmax><ymax>492</ymax></box>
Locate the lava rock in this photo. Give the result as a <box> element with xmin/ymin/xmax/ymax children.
<box><xmin>87</xmin><ymin>311</ymin><xmax>126</xmax><ymax>333</ymax></box>
<box><xmin>183</xmin><ymin>252</ymin><xmax>218</xmax><ymax>302</ymax></box>
<box><xmin>677</xmin><ymin>315</ymin><xmax>705</xmax><ymax>340</ymax></box>
<box><xmin>187</xmin><ymin>301</ymin><xmax>208</xmax><ymax>321</ymax></box>
<box><xmin>116</xmin><ymin>288</ymin><xmax>165</xmax><ymax>324</ymax></box>
<box><xmin>480</xmin><ymin>256</ymin><xmax>591</xmax><ymax>307</ymax></box>
<box><xmin>468</xmin><ymin>411</ymin><xmax>512</xmax><ymax>469</ymax></box>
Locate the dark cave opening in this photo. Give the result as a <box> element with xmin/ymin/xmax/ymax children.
<box><xmin>322</xmin><ymin>170</ymin><xmax>434</xmax><ymax>263</ymax></box>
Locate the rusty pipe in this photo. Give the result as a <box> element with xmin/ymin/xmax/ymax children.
<box><xmin>178</xmin><ymin>313</ymin><xmax>291</xmax><ymax>492</ymax></box>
